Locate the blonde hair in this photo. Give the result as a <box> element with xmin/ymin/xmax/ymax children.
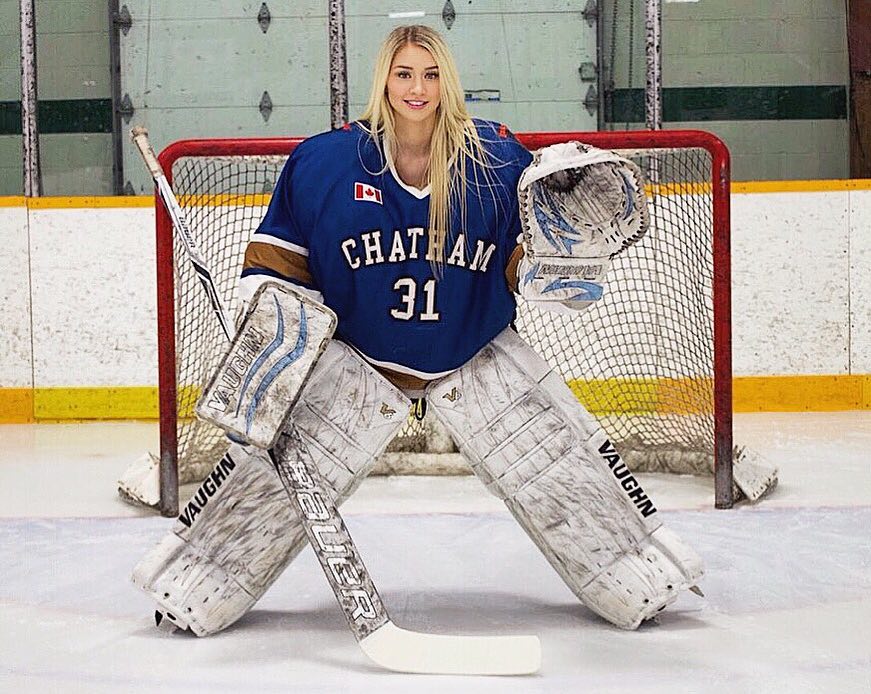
<box><xmin>359</xmin><ymin>25</ymin><xmax>491</xmax><ymax>267</ymax></box>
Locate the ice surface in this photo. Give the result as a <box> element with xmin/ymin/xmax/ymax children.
<box><xmin>1</xmin><ymin>412</ymin><xmax>870</xmax><ymax>692</ymax></box>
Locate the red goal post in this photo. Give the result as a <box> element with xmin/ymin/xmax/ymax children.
<box><xmin>152</xmin><ymin>129</ymin><xmax>733</xmax><ymax>516</ymax></box>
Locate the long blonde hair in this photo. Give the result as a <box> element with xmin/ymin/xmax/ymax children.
<box><xmin>359</xmin><ymin>25</ymin><xmax>490</xmax><ymax>267</ymax></box>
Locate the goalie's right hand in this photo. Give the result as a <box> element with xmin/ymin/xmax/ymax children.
<box><xmin>195</xmin><ymin>282</ymin><xmax>337</xmax><ymax>449</ymax></box>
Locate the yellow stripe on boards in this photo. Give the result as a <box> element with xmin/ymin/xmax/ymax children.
<box><xmin>32</xmin><ymin>387</ymin><xmax>159</xmax><ymax>420</ymax></box>
<box><xmin>0</xmin><ymin>375</ymin><xmax>868</xmax><ymax>423</ymax></box>
<box><xmin>567</xmin><ymin>377</ymin><xmax>715</xmax><ymax>416</ymax></box>
<box><xmin>733</xmin><ymin>375</ymin><xmax>871</xmax><ymax>412</ymax></box>
<box><xmin>4</xmin><ymin>180</ymin><xmax>870</xmax><ymax>211</ymax></box>
<box><xmin>20</xmin><ymin>193</ymin><xmax>272</xmax><ymax>209</ymax></box>
<box><xmin>176</xmin><ymin>385</ymin><xmax>203</xmax><ymax>419</ymax></box>
<box><xmin>645</xmin><ymin>181</ymin><xmax>713</xmax><ymax>197</ymax></box>
<box><xmin>733</xmin><ymin>179</ymin><xmax>871</xmax><ymax>194</ymax></box>
<box><xmin>568</xmin><ymin>375</ymin><xmax>869</xmax><ymax>415</ymax></box>
<box><xmin>0</xmin><ymin>389</ymin><xmax>34</xmax><ymax>422</ymax></box>
<box><xmin>176</xmin><ymin>193</ymin><xmax>273</xmax><ymax>208</ymax></box>
<box><xmin>25</xmin><ymin>196</ymin><xmax>153</xmax><ymax>209</ymax></box>
<box><xmin>641</xmin><ymin>179</ymin><xmax>871</xmax><ymax>197</ymax></box>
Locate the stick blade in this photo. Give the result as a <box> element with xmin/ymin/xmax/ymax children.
<box><xmin>359</xmin><ymin>621</ymin><xmax>541</xmax><ymax>675</ymax></box>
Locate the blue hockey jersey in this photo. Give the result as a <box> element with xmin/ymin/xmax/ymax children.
<box><xmin>241</xmin><ymin>119</ymin><xmax>532</xmax><ymax>381</ymax></box>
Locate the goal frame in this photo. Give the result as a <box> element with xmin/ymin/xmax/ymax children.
<box><xmin>153</xmin><ymin>129</ymin><xmax>732</xmax><ymax>516</ymax></box>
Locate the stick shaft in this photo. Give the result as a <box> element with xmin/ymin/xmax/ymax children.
<box><xmin>131</xmin><ymin>127</ymin><xmax>234</xmax><ymax>340</ymax></box>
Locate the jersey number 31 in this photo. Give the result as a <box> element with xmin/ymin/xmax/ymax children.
<box><xmin>390</xmin><ymin>278</ymin><xmax>440</xmax><ymax>321</ymax></box>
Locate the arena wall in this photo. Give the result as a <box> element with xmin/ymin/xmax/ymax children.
<box><xmin>0</xmin><ymin>181</ymin><xmax>869</xmax><ymax>422</ymax></box>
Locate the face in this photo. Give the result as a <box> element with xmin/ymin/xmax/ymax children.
<box><xmin>386</xmin><ymin>43</ymin><xmax>441</xmax><ymax>128</ymax></box>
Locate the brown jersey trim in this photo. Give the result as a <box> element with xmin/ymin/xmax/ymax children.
<box><xmin>243</xmin><ymin>242</ymin><xmax>314</xmax><ymax>287</ymax></box>
<box><xmin>373</xmin><ymin>365</ymin><xmax>432</xmax><ymax>392</ymax></box>
<box><xmin>505</xmin><ymin>243</ymin><xmax>524</xmax><ymax>293</ymax></box>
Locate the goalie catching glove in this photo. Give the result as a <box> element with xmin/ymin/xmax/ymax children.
<box><xmin>517</xmin><ymin>142</ymin><xmax>649</xmax><ymax>313</ymax></box>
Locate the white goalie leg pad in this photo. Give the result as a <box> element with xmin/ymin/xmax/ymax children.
<box><xmin>132</xmin><ymin>340</ymin><xmax>409</xmax><ymax>636</ymax></box>
<box><xmin>733</xmin><ymin>446</ymin><xmax>779</xmax><ymax>501</ymax></box>
<box><xmin>426</xmin><ymin>328</ymin><xmax>703</xmax><ymax>630</ymax></box>
<box><xmin>133</xmin><ymin>443</ymin><xmax>302</xmax><ymax>635</ymax></box>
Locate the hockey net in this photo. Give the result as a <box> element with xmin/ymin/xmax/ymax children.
<box><xmin>154</xmin><ymin>130</ymin><xmax>734</xmax><ymax>510</ymax></box>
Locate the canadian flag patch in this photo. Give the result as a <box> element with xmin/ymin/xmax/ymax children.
<box><xmin>354</xmin><ymin>182</ymin><xmax>383</xmax><ymax>204</ymax></box>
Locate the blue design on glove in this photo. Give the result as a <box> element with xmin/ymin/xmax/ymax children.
<box><xmin>618</xmin><ymin>170</ymin><xmax>636</xmax><ymax>220</ymax></box>
<box><xmin>542</xmin><ymin>278</ymin><xmax>604</xmax><ymax>302</ymax></box>
<box><xmin>533</xmin><ymin>185</ymin><xmax>581</xmax><ymax>254</ymax></box>
<box><xmin>522</xmin><ymin>261</ymin><xmax>540</xmax><ymax>287</ymax></box>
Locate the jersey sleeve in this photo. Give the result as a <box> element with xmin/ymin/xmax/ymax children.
<box><xmin>239</xmin><ymin>146</ymin><xmax>322</xmax><ymax>304</ymax></box>
<box><xmin>482</xmin><ymin>124</ymin><xmax>532</xmax><ymax>294</ymax></box>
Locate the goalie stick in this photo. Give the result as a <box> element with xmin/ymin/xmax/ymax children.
<box><xmin>130</xmin><ymin>126</ymin><xmax>541</xmax><ymax>676</ymax></box>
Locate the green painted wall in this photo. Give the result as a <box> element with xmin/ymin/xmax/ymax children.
<box><xmin>0</xmin><ymin>0</ymin><xmax>112</xmax><ymax>195</ymax></box>
<box><xmin>602</xmin><ymin>0</ymin><xmax>849</xmax><ymax>181</ymax></box>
